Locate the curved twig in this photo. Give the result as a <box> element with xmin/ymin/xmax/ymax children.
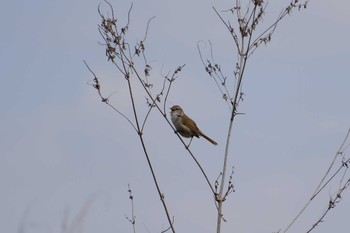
<box><xmin>141</xmin><ymin>104</ymin><xmax>154</xmax><ymax>133</ymax></box>
<box><xmin>283</xmin><ymin>128</ymin><xmax>350</xmax><ymax>233</ymax></box>
<box><xmin>213</xmin><ymin>7</ymin><xmax>240</xmax><ymax>51</ymax></box>
<box><xmin>84</xmin><ymin>60</ymin><xmax>138</xmax><ymax>132</ymax></box>
<box><xmin>126</xmin><ymin>2</ymin><xmax>133</xmax><ymax>28</ymax></box>
<box><xmin>143</xmin><ymin>16</ymin><xmax>156</xmax><ymax>42</ymax></box>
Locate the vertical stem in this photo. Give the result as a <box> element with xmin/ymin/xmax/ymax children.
<box><xmin>108</xmin><ymin>15</ymin><xmax>175</xmax><ymax>229</ymax></box>
<box><xmin>125</xmin><ymin>69</ymin><xmax>175</xmax><ymax>232</ymax></box>
<box><xmin>137</xmin><ymin>133</ymin><xmax>175</xmax><ymax>233</ymax></box>
<box><xmin>216</xmin><ymin>117</ymin><xmax>235</xmax><ymax>233</ymax></box>
<box><xmin>216</xmin><ymin>10</ymin><xmax>254</xmax><ymax>227</ymax></box>
<box><xmin>216</xmin><ymin>36</ymin><xmax>246</xmax><ymax>233</ymax></box>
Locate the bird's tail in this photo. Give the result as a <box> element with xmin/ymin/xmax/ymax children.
<box><xmin>200</xmin><ymin>131</ymin><xmax>218</xmax><ymax>145</ymax></box>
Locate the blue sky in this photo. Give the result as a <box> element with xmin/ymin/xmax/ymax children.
<box><xmin>1</xmin><ymin>0</ymin><xmax>349</xmax><ymax>233</ymax></box>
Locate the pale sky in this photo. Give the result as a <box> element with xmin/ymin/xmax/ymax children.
<box><xmin>1</xmin><ymin>0</ymin><xmax>350</xmax><ymax>233</ymax></box>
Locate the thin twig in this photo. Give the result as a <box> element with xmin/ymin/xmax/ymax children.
<box><xmin>197</xmin><ymin>41</ymin><xmax>232</xmax><ymax>110</ymax></box>
<box><xmin>126</xmin><ymin>184</ymin><xmax>136</xmax><ymax>233</ymax></box>
<box><xmin>84</xmin><ymin>60</ymin><xmax>137</xmax><ymax>131</ymax></box>
<box><xmin>305</xmin><ymin>178</ymin><xmax>350</xmax><ymax>233</ymax></box>
<box><xmin>213</xmin><ymin>7</ymin><xmax>240</xmax><ymax>51</ymax></box>
<box><xmin>141</xmin><ymin>104</ymin><xmax>154</xmax><ymax>133</ymax></box>
<box><xmin>143</xmin><ymin>16</ymin><xmax>156</xmax><ymax>42</ymax></box>
<box><xmin>283</xmin><ymin>128</ymin><xmax>350</xmax><ymax>233</ymax></box>
<box><xmin>126</xmin><ymin>2</ymin><xmax>133</xmax><ymax>28</ymax></box>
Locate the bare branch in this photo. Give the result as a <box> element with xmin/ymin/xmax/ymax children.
<box><xmin>126</xmin><ymin>2</ymin><xmax>133</xmax><ymax>29</ymax></box>
<box><xmin>84</xmin><ymin>60</ymin><xmax>138</xmax><ymax>132</ymax></box>
<box><xmin>163</xmin><ymin>65</ymin><xmax>185</xmax><ymax>114</ymax></box>
<box><xmin>306</xmin><ymin>178</ymin><xmax>350</xmax><ymax>233</ymax></box>
<box><xmin>141</xmin><ymin>103</ymin><xmax>155</xmax><ymax>133</ymax></box>
<box><xmin>125</xmin><ymin>184</ymin><xmax>136</xmax><ymax>233</ymax></box>
<box><xmin>143</xmin><ymin>16</ymin><xmax>156</xmax><ymax>42</ymax></box>
<box><xmin>161</xmin><ymin>217</ymin><xmax>175</xmax><ymax>233</ymax></box>
<box><xmin>283</xmin><ymin>128</ymin><xmax>350</xmax><ymax>233</ymax></box>
<box><xmin>197</xmin><ymin>41</ymin><xmax>232</xmax><ymax>110</ymax></box>
<box><xmin>213</xmin><ymin>7</ymin><xmax>240</xmax><ymax>51</ymax></box>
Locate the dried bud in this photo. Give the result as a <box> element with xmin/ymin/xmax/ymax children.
<box><xmin>239</xmin><ymin>18</ymin><xmax>248</xmax><ymax>37</ymax></box>
<box><xmin>254</xmin><ymin>0</ymin><xmax>264</xmax><ymax>7</ymax></box>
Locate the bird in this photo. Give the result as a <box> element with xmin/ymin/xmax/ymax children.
<box><xmin>170</xmin><ymin>105</ymin><xmax>218</xmax><ymax>146</ymax></box>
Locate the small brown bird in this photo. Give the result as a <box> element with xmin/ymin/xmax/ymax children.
<box><xmin>170</xmin><ymin>105</ymin><xmax>218</xmax><ymax>146</ymax></box>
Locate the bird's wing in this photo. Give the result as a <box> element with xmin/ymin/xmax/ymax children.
<box><xmin>181</xmin><ymin>114</ymin><xmax>200</xmax><ymax>137</ymax></box>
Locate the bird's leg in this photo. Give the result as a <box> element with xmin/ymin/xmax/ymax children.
<box><xmin>186</xmin><ymin>137</ymin><xmax>194</xmax><ymax>149</ymax></box>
